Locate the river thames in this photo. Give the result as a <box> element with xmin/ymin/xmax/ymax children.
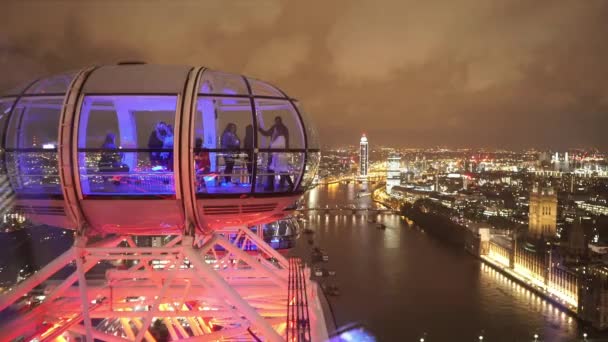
<box><xmin>291</xmin><ymin>182</ymin><xmax>589</xmax><ymax>341</ymax></box>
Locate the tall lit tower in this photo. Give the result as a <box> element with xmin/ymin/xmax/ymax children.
<box><xmin>359</xmin><ymin>133</ymin><xmax>369</xmax><ymax>178</ymax></box>
<box><xmin>386</xmin><ymin>152</ymin><xmax>401</xmax><ymax>193</ymax></box>
<box><xmin>528</xmin><ymin>184</ymin><xmax>558</xmax><ymax>239</ymax></box>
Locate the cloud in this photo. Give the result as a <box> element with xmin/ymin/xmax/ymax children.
<box><xmin>1</xmin><ymin>1</ymin><xmax>608</xmax><ymax>149</ymax></box>
<box><xmin>326</xmin><ymin>0</ymin><xmax>600</xmax><ymax>87</ymax></box>
<box><xmin>244</xmin><ymin>35</ymin><xmax>312</xmax><ymax>79</ymax></box>
<box><xmin>0</xmin><ymin>1</ymin><xmax>284</xmax><ymax>88</ymax></box>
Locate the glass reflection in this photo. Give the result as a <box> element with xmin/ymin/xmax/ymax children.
<box><xmin>25</xmin><ymin>72</ymin><xmax>76</xmax><ymax>94</ymax></box>
<box><xmin>0</xmin><ymin>98</ymin><xmax>15</xmax><ymax>146</ymax></box>
<box><xmin>256</xmin><ymin>99</ymin><xmax>305</xmax><ymax>149</ymax></box>
<box><xmin>301</xmin><ymin>152</ymin><xmax>321</xmax><ymax>189</ymax></box>
<box><xmin>195</xmin><ymin>151</ymin><xmax>251</xmax><ymax>194</ymax></box>
<box><xmin>199</xmin><ymin>70</ymin><xmax>248</xmax><ymax>95</ymax></box>
<box><xmin>248</xmin><ymin>78</ymin><xmax>284</xmax><ymax>97</ymax></box>
<box><xmin>78</xmin><ymin>152</ymin><xmax>174</xmax><ymax>195</ymax></box>
<box><xmin>219</xmin><ymin>218</ymin><xmax>300</xmax><ymax>251</ymax></box>
<box><xmin>292</xmin><ymin>101</ymin><xmax>320</xmax><ymax>149</ymax></box>
<box><xmin>5</xmin><ymin>97</ymin><xmax>63</xmax><ymax>195</ymax></box>
<box><xmin>261</xmin><ymin>218</ymin><xmax>300</xmax><ymax>249</ymax></box>
<box><xmin>255</xmin><ymin>152</ymin><xmax>304</xmax><ymax>193</ymax></box>
<box><xmin>6</xmin><ymin>151</ymin><xmax>60</xmax><ymax>194</ymax></box>
<box><xmin>193</xmin><ymin>97</ymin><xmax>253</xmax><ymax>194</ymax></box>
<box><xmin>77</xmin><ymin>95</ymin><xmax>177</xmax><ymax>196</ymax></box>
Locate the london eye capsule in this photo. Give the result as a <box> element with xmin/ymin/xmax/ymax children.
<box><xmin>0</xmin><ymin>64</ymin><xmax>320</xmax><ymax>235</ymax></box>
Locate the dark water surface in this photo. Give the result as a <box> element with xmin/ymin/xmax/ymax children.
<box><xmin>291</xmin><ymin>183</ymin><xmax>590</xmax><ymax>341</ymax></box>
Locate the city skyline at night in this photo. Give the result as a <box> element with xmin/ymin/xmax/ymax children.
<box><xmin>2</xmin><ymin>2</ymin><xmax>608</xmax><ymax>341</ymax></box>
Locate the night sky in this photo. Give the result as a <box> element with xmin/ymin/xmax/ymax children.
<box><xmin>1</xmin><ymin>1</ymin><xmax>608</xmax><ymax>149</ymax></box>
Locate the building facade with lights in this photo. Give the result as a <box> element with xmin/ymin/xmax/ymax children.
<box><xmin>386</xmin><ymin>152</ymin><xmax>401</xmax><ymax>193</ymax></box>
<box><xmin>528</xmin><ymin>185</ymin><xmax>558</xmax><ymax>239</ymax></box>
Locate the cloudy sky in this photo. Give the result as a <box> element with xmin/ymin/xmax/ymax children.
<box><xmin>1</xmin><ymin>1</ymin><xmax>607</xmax><ymax>149</ymax></box>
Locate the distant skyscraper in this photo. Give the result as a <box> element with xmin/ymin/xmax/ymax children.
<box><xmin>386</xmin><ymin>152</ymin><xmax>401</xmax><ymax>193</ymax></box>
<box><xmin>359</xmin><ymin>134</ymin><xmax>368</xmax><ymax>178</ymax></box>
<box><xmin>551</xmin><ymin>152</ymin><xmax>571</xmax><ymax>172</ymax></box>
<box><xmin>435</xmin><ymin>173</ymin><xmax>440</xmax><ymax>192</ymax></box>
<box><xmin>528</xmin><ymin>185</ymin><xmax>557</xmax><ymax>239</ymax></box>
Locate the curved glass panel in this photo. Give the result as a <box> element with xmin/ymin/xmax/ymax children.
<box><xmin>78</xmin><ymin>95</ymin><xmax>177</xmax><ymax>196</ymax></box>
<box><xmin>0</xmin><ymin>99</ymin><xmax>16</xmax><ymax>216</ymax></box>
<box><xmin>300</xmin><ymin>152</ymin><xmax>320</xmax><ymax>190</ymax></box>
<box><xmin>25</xmin><ymin>72</ymin><xmax>77</xmax><ymax>95</ymax></box>
<box><xmin>3</xmin><ymin>82</ymin><xmax>31</xmax><ymax>96</ymax></box>
<box><xmin>255</xmin><ymin>152</ymin><xmax>304</xmax><ymax>193</ymax></box>
<box><xmin>248</xmin><ymin>78</ymin><xmax>284</xmax><ymax>98</ymax></box>
<box><xmin>262</xmin><ymin>218</ymin><xmax>300</xmax><ymax>249</ymax></box>
<box><xmin>0</xmin><ymin>98</ymin><xmax>16</xmax><ymax>146</ymax></box>
<box><xmin>292</xmin><ymin>101</ymin><xmax>319</xmax><ymax>149</ymax></box>
<box><xmin>221</xmin><ymin>218</ymin><xmax>300</xmax><ymax>251</ymax></box>
<box><xmin>5</xmin><ymin>96</ymin><xmax>63</xmax><ymax>195</ymax></box>
<box><xmin>199</xmin><ymin>70</ymin><xmax>248</xmax><ymax>95</ymax></box>
<box><xmin>195</xmin><ymin>151</ymin><xmax>252</xmax><ymax>194</ymax></box>
<box><xmin>255</xmin><ymin>99</ymin><xmax>305</xmax><ymax>150</ymax></box>
<box><xmin>193</xmin><ymin>97</ymin><xmax>253</xmax><ymax>149</ymax></box>
<box><xmin>83</xmin><ymin>65</ymin><xmax>190</xmax><ymax>94</ymax></box>
<box><xmin>194</xmin><ymin>97</ymin><xmax>253</xmax><ymax>194</ymax></box>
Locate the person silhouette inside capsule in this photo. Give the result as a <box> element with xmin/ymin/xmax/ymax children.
<box><xmin>161</xmin><ymin>124</ymin><xmax>174</xmax><ymax>172</ymax></box>
<box><xmin>194</xmin><ymin>137</ymin><xmax>210</xmax><ymax>191</ymax></box>
<box><xmin>148</xmin><ymin>121</ymin><xmax>167</xmax><ymax>167</ymax></box>
<box><xmin>98</xmin><ymin>133</ymin><xmax>128</xmax><ymax>186</ymax></box>
<box><xmin>258</xmin><ymin>116</ymin><xmax>289</xmax><ymax>149</ymax></box>
<box><xmin>243</xmin><ymin>124</ymin><xmax>254</xmax><ymax>185</ymax></box>
<box><xmin>220</xmin><ymin>123</ymin><xmax>240</xmax><ymax>186</ymax></box>
<box><xmin>259</xmin><ymin>117</ymin><xmax>293</xmax><ymax>191</ymax></box>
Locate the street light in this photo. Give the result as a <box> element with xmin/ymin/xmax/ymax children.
<box><xmin>533</xmin><ymin>333</ymin><xmax>539</xmax><ymax>341</ymax></box>
<box><xmin>479</xmin><ymin>336</ymin><xmax>484</xmax><ymax>341</ymax></box>
<box><xmin>583</xmin><ymin>332</ymin><xmax>588</xmax><ymax>340</ymax></box>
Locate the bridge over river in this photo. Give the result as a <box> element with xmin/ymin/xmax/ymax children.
<box><xmin>296</xmin><ymin>205</ymin><xmax>398</xmax><ymax>215</ymax></box>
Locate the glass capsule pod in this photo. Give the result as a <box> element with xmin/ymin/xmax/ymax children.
<box><xmin>0</xmin><ymin>64</ymin><xmax>320</xmax><ymax>235</ymax></box>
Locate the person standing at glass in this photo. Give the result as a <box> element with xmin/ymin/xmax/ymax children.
<box><xmin>258</xmin><ymin>116</ymin><xmax>289</xmax><ymax>148</ymax></box>
<box><xmin>148</xmin><ymin>121</ymin><xmax>167</xmax><ymax>167</ymax></box>
<box><xmin>259</xmin><ymin>116</ymin><xmax>292</xmax><ymax>190</ymax></box>
<box><xmin>194</xmin><ymin>137</ymin><xmax>210</xmax><ymax>191</ymax></box>
<box><xmin>99</xmin><ymin>133</ymin><xmax>122</xmax><ymax>170</ymax></box>
<box><xmin>161</xmin><ymin>124</ymin><xmax>174</xmax><ymax>171</ymax></box>
<box><xmin>268</xmin><ymin>129</ymin><xmax>293</xmax><ymax>190</ymax></box>
<box><xmin>221</xmin><ymin>123</ymin><xmax>240</xmax><ymax>184</ymax></box>
<box><xmin>243</xmin><ymin>124</ymin><xmax>254</xmax><ymax>184</ymax></box>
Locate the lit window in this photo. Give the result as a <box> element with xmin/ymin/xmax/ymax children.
<box><xmin>77</xmin><ymin>95</ymin><xmax>178</xmax><ymax>196</ymax></box>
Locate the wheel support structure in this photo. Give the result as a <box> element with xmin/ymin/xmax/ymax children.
<box><xmin>0</xmin><ymin>227</ymin><xmax>328</xmax><ymax>342</ymax></box>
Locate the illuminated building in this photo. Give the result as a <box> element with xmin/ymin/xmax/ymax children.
<box><xmin>486</xmin><ymin>236</ymin><xmax>579</xmax><ymax>308</ymax></box>
<box><xmin>578</xmin><ymin>200</ymin><xmax>608</xmax><ymax>216</ymax></box>
<box><xmin>359</xmin><ymin>133</ymin><xmax>368</xmax><ymax>178</ymax></box>
<box><xmin>386</xmin><ymin>152</ymin><xmax>400</xmax><ymax>193</ymax></box>
<box><xmin>578</xmin><ymin>266</ymin><xmax>608</xmax><ymax>330</ymax></box>
<box><xmin>551</xmin><ymin>152</ymin><xmax>571</xmax><ymax>172</ymax></box>
<box><xmin>528</xmin><ymin>185</ymin><xmax>558</xmax><ymax>239</ymax></box>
